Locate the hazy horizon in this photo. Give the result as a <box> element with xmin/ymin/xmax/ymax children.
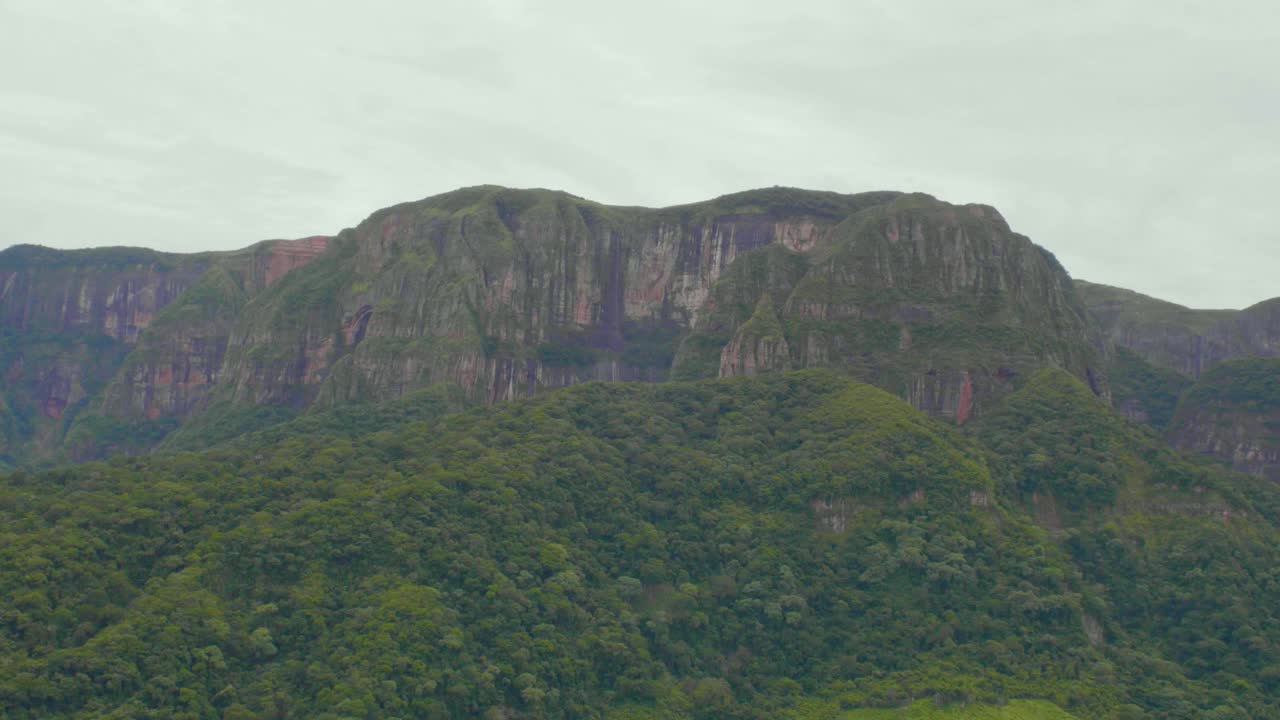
<box><xmin>3</xmin><ymin>1</ymin><xmax>1277</xmax><ymax>308</ymax></box>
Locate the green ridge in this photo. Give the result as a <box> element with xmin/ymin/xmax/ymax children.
<box><xmin>2</xmin><ymin>371</ymin><xmax>1277</xmax><ymax>718</ymax></box>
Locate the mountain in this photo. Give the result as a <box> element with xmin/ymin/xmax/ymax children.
<box><xmin>0</xmin><ymin>238</ymin><xmax>329</xmax><ymax>468</ymax></box>
<box><xmin>5</xmin><ymin>184</ymin><xmax>1280</xmax><ymax>718</ymax></box>
<box><xmin>1074</xmin><ymin>281</ymin><xmax>1280</xmax><ymax>477</ymax></box>
<box><xmin>0</xmin><ymin>245</ymin><xmax>213</xmax><ymax>466</ymax></box>
<box><xmin>1075</xmin><ymin>280</ymin><xmax>1280</xmax><ymax>379</ymax></box>
<box><xmin>1</xmin><ymin>187</ymin><xmax>1107</xmax><ymax>468</ymax></box>
<box><xmin>1168</xmin><ymin>359</ymin><xmax>1280</xmax><ymax>480</ymax></box>
<box><xmin>1</xmin><ymin>370</ymin><xmax>1276</xmax><ymax>719</ymax></box>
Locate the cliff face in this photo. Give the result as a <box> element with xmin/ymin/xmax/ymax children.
<box><xmin>1075</xmin><ymin>282</ymin><xmax>1280</xmax><ymax>478</ymax></box>
<box><xmin>718</xmin><ymin>295</ymin><xmax>792</xmax><ymax>378</ymax></box>
<box><xmin>0</xmin><ymin>246</ymin><xmax>215</xmax><ymax>466</ymax></box>
<box><xmin>210</xmin><ymin>187</ymin><xmax>1104</xmax><ymax>427</ymax></box>
<box><xmin>676</xmin><ymin>195</ymin><xmax>1105</xmax><ymax>422</ymax></box>
<box><xmin>0</xmin><ymin>240</ymin><xmax>329</xmax><ymax>466</ymax></box>
<box><xmin>212</xmin><ymin>187</ymin><xmax>900</xmax><ymax>411</ymax></box>
<box><xmin>0</xmin><ymin>245</ymin><xmax>214</xmax><ymax>343</ymax></box>
<box><xmin>1105</xmin><ymin>347</ymin><xmax>1195</xmax><ymax>429</ymax></box>
<box><xmin>1206</xmin><ymin>298</ymin><xmax>1280</xmax><ymax>365</ymax></box>
<box><xmin>3</xmin><ymin>186</ymin><xmax>1111</xmax><ymax>465</ymax></box>
<box><xmin>1076</xmin><ymin>280</ymin><xmax>1280</xmax><ymax>377</ymax></box>
<box><xmin>92</xmin><ymin>237</ymin><xmax>330</xmax><ymax>422</ymax></box>
<box><xmin>1169</xmin><ymin>359</ymin><xmax>1280</xmax><ymax>480</ymax></box>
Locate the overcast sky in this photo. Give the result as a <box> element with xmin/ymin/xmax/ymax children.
<box><xmin>2</xmin><ymin>1</ymin><xmax>1277</xmax><ymax>308</ymax></box>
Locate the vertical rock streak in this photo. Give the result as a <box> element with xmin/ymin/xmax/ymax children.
<box><xmin>3</xmin><ymin>187</ymin><xmax>1119</xmax><ymax>462</ymax></box>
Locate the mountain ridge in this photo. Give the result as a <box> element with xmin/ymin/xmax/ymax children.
<box><xmin>3</xmin><ymin>184</ymin><xmax>1280</xmax><ymax>717</ymax></box>
<box><xmin>1074</xmin><ymin>280</ymin><xmax>1280</xmax><ymax>477</ymax></box>
<box><xmin>3</xmin><ymin>186</ymin><xmax>1276</xmax><ymax>472</ymax></box>
<box><xmin>2</xmin><ymin>185</ymin><xmax>1107</xmax><ymax>468</ymax></box>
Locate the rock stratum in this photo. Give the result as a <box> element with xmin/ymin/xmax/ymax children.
<box><xmin>2</xmin><ymin>185</ymin><xmax>1275</xmax><ymax>471</ymax></box>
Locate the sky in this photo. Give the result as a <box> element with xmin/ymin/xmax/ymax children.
<box><xmin>1</xmin><ymin>1</ymin><xmax>1277</xmax><ymax>308</ymax></box>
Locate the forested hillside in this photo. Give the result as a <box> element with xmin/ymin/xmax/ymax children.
<box><xmin>2</xmin><ymin>371</ymin><xmax>1276</xmax><ymax>719</ymax></box>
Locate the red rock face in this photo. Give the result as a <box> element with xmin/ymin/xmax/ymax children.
<box><xmin>264</xmin><ymin>236</ymin><xmax>329</xmax><ymax>287</ymax></box>
<box><xmin>98</xmin><ymin>235</ymin><xmax>337</xmax><ymax>423</ymax></box>
<box><xmin>0</xmin><ymin>236</ymin><xmax>341</xmax><ymax>457</ymax></box>
<box><xmin>1</xmin><ymin>267</ymin><xmax>206</xmax><ymax>343</ymax></box>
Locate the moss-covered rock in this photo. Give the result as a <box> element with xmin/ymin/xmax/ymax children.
<box><xmin>677</xmin><ymin>196</ymin><xmax>1107</xmax><ymax>421</ymax></box>
<box><xmin>1076</xmin><ymin>280</ymin><xmax>1280</xmax><ymax>378</ymax></box>
<box><xmin>1169</xmin><ymin>358</ymin><xmax>1280</xmax><ymax>479</ymax></box>
<box><xmin>5</xmin><ymin>187</ymin><xmax>1203</xmax><ymax>466</ymax></box>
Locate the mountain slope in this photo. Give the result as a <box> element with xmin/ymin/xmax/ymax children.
<box><xmin>0</xmin><ymin>245</ymin><xmax>215</xmax><ymax>468</ymax></box>
<box><xmin>3</xmin><ymin>186</ymin><xmax>1112</xmax><ymax>466</ymax></box>
<box><xmin>676</xmin><ymin>196</ymin><xmax>1103</xmax><ymax>420</ymax></box>
<box><xmin>0</xmin><ymin>239</ymin><xmax>329</xmax><ymax>466</ymax></box>
<box><xmin>246</xmin><ymin>187</ymin><xmax>1102</xmax><ymax>423</ymax></box>
<box><xmin>1169</xmin><ymin>358</ymin><xmax>1280</xmax><ymax>480</ymax></box>
<box><xmin>1075</xmin><ymin>280</ymin><xmax>1280</xmax><ymax>378</ymax></box>
<box><xmin>1075</xmin><ymin>281</ymin><xmax>1280</xmax><ymax>478</ymax></box>
<box><xmin>2</xmin><ymin>371</ymin><xmax>1277</xmax><ymax>719</ymax></box>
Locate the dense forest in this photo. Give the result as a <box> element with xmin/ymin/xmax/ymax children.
<box><xmin>2</xmin><ymin>370</ymin><xmax>1278</xmax><ymax>719</ymax></box>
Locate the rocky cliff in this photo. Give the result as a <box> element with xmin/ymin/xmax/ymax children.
<box><xmin>676</xmin><ymin>194</ymin><xmax>1106</xmax><ymax>421</ymax></box>
<box><xmin>1169</xmin><ymin>359</ymin><xmax>1280</xmax><ymax>480</ymax></box>
<box><xmin>1104</xmin><ymin>347</ymin><xmax>1194</xmax><ymax>428</ymax></box>
<box><xmin>0</xmin><ymin>240</ymin><xmax>328</xmax><ymax>466</ymax></box>
<box><xmin>0</xmin><ymin>246</ymin><xmax>215</xmax><ymax>466</ymax></box>
<box><xmin>1076</xmin><ymin>282</ymin><xmax>1280</xmax><ymax>477</ymax></box>
<box><xmin>210</xmin><ymin>186</ymin><xmax>901</xmax><ymax>412</ymax></box>
<box><xmin>1076</xmin><ymin>280</ymin><xmax>1279</xmax><ymax>377</ymax></box>
<box><xmin>3</xmin><ymin>186</ymin><xmax>1112</xmax><ymax>465</ymax></box>
<box><xmin>210</xmin><ymin>187</ymin><xmax>1105</xmax><ymax>427</ymax></box>
<box><xmin>93</xmin><ymin>237</ymin><xmax>330</xmax><ymax>421</ymax></box>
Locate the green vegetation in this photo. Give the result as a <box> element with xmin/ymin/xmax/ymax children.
<box><xmin>157</xmin><ymin>402</ymin><xmax>300</xmax><ymax>453</ymax></box>
<box><xmin>670</xmin><ymin>332</ymin><xmax>731</xmax><ymax>380</ymax></box>
<box><xmin>0</xmin><ymin>244</ymin><xmax>209</xmax><ymax>271</ymax></box>
<box><xmin>1073</xmin><ymin>281</ymin><xmax>1234</xmax><ymax>335</ymax></box>
<box><xmin>2</xmin><ymin>189</ymin><xmax>1277</xmax><ymax>718</ymax></box>
<box><xmin>207</xmin><ymin>383</ymin><xmax>466</xmax><ymax>452</ymax></box>
<box><xmin>148</xmin><ymin>265</ymin><xmax>249</xmax><ymax>327</ymax></box>
<box><xmin>267</xmin><ymin>244</ymin><xmax>356</xmax><ymax>326</ymax></box>
<box><xmin>1106</xmin><ymin>348</ymin><xmax>1194</xmax><ymax>429</ymax></box>
<box><xmin>671</xmin><ymin>197</ymin><xmax>1105</xmax><ymax>422</ymax></box>
<box><xmin>1</xmin><ymin>371</ymin><xmax>1277</xmax><ymax>719</ymax></box>
<box><xmin>620</xmin><ymin>322</ymin><xmax>684</xmax><ymax>372</ymax></box>
<box><xmin>1179</xmin><ymin>358</ymin><xmax>1280</xmax><ymax>412</ymax></box>
<box><xmin>1073</xmin><ymin>280</ymin><xmax>1243</xmax><ymax>382</ymax></box>
<box><xmin>0</xmin><ymin>328</ymin><xmax>131</xmax><ymax>468</ymax></box>
<box><xmin>738</xmin><ymin>294</ymin><xmax>787</xmax><ymax>342</ymax></box>
<box><xmin>1164</xmin><ymin>358</ymin><xmax>1280</xmax><ymax>476</ymax></box>
<box><xmin>57</xmin><ymin>413</ymin><xmax>180</xmax><ymax>463</ymax></box>
<box><xmin>536</xmin><ymin>341</ymin><xmax>600</xmax><ymax>367</ymax></box>
<box><xmin>659</xmin><ymin>187</ymin><xmax>903</xmax><ymax>223</ymax></box>
<box><xmin>0</xmin><ymin>240</ymin><xmax>272</xmax><ymax>466</ymax></box>
<box><xmin>609</xmin><ymin>697</ymin><xmax>1078</xmax><ymax>720</ymax></box>
<box><xmin>978</xmin><ymin>370</ymin><xmax>1136</xmax><ymax>512</ymax></box>
<box><xmin>789</xmin><ymin>698</ymin><xmax>1079</xmax><ymax>720</ymax></box>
